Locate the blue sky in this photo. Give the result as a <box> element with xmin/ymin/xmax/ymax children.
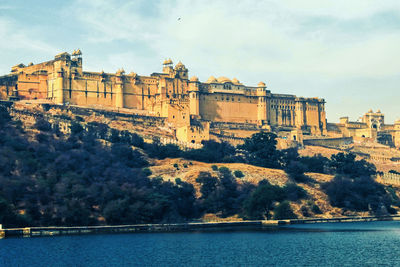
<box><xmin>0</xmin><ymin>0</ymin><xmax>399</xmax><ymax>123</ymax></box>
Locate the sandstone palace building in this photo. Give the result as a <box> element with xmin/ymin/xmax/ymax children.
<box><xmin>0</xmin><ymin>51</ymin><xmax>327</xmax><ymax>143</ymax></box>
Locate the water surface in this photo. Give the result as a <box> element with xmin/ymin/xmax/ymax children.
<box><xmin>1</xmin><ymin>221</ymin><xmax>400</xmax><ymax>266</ymax></box>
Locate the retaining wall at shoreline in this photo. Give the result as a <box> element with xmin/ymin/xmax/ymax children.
<box><xmin>2</xmin><ymin>215</ymin><xmax>400</xmax><ymax>239</ymax></box>
<box><xmin>378</xmin><ymin>172</ymin><xmax>400</xmax><ymax>186</ymax></box>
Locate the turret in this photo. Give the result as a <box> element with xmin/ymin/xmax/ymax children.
<box><xmin>71</xmin><ymin>49</ymin><xmax>83</xmax><ymax>78</ymax></box>
<box><xmin>53</xmin><ymin>60</ymin><xmax>65</xmax><ymax>104</ymax></box>
<box><xmin>257</xmin><ymin>82</ymin><xmax>267</xmax><ymax>124</ymax></box>
<box><xmin>189</xmin><ymin>76</ymin><xmax>200</xmax><ymax>118</ymax></box>
<box><xmin>115</xmin><ymin>69</ymin><xmax>125</xmax><ymax>109</ymax></box>
<box><xmin>395</xmin><ymin>119</ymin><xmax>400</xmax><ymax>149</ymax></box>
<box><xmin>174</xmin><ymin>61</ymin><xmax>188</xmax><ymax>80</ymax></box>
<box><xmin>162</xmin><ymin>59</ymin><xmax>174</xmax><ymax>76</ymax></box>
<box><xmin>295</xmin><ymin>98</ymin><xmax>306</xmax><ymax>128</ymax></box>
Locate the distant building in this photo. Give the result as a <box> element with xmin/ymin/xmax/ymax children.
<box><xmin>327</xmin><ymin>110</ymin><xmax>400</xmax><ymax>149</ymax></box>
<box><xmin>0</xmin><ymin>50</ymin><xmax>327</xmax><ymax>143</ymax></box>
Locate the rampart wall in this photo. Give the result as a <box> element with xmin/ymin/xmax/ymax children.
<box><xmin>303</xmin><ymin>137</ymin><xmax>353</xmax><ymax>148</ymax></box>
<box><xmin>378</xmin><ymin>172</ymin><xmax>400</xmax><ymax>186</ymax></box>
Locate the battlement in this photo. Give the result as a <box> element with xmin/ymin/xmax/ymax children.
<box><xmin>0</xmin><ymin>51</ymin><xmax>328</xmax><ymax>142</ymax></box>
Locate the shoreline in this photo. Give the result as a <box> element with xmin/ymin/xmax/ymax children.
<box><xmin>2</xmin><ymin>215</ymin><xmax>400</xmax><ymax>239</ymax></box>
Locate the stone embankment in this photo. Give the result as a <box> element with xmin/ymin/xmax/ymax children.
<box><xmin>2</xmin><ymin>215</ymin><xmax>400</xmax><ymax>239</ymax></box>
<box><xmin>378</xmin><ymin>172</ymin><xmax>400</xmax><ymax>186</ymax></box>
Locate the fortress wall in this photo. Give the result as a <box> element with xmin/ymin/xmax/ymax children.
<box><xmin>14</xmin><ymin>73</ymin><xmax>48</xmax><ymax>100</ymax></box>
<box><xmin>1</xmin><ymin>100</ymin><xmax>169</xmax><ymax>135</ymax></box>
<box><xmin>305</xmin><ymin>101</ymin><xmax>321</xmax><ymax>128</ymax></box>
<box><xmin>199</xmin><ymin>93</ymin><xmax>258</xmax><ymax>123</ymax></box>
<box><xmin>209</xmin><ymin>121</ymin><xmax>260</xmax><ymax>130</ymax></box>
<box><xmin>57</xmin><ymin>74</ymin><xmax>161</xmax><ymax>110</ymax></box>
<box><xmin>65</xmin><ymin>78</ymin><xmax>115</xmax><ymax>107</ymax></box>
<box><xmin>378</xmin><ymin>172</ymin><xmax>400</xmax><ymax>186</ymax></box>
<box><xmin>123</xmin><ymin>82</ymin><xmax>143</xmax><ymax>110</ymax></box>
<box><xmin>0</xmin><ymin>52</ymin><xmax>328</xmax><ymax>136</ymax></box>
<box><xmin>134</xmin><ymin>76</ymin><xmax>159</xmax><ymax>110</ymax></box>
<box><xmin>20</xmin><ymin>60</ymin><xmax>54</xmax><ymax>74</ymax></box>
<box><xmin>303</xmin><ymin>137</ymin><xmax>353</xmax><ymax>147</ymax></box>
<box><xmin>269</xmin><ymin>107</ymin><xmax>296</xmax><ymax>126</ymax></box>
<box><xmin>269</xmin><ymin>97</ymin><xmax>296</xmax><ymax>126</ymax></box>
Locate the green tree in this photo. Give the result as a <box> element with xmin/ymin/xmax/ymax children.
<box><xmin>196</xmin><ymin>172</ymin><xmax>218</xmax><ymax>201</ymax></box>
<box><xmin>242</xmin><ymin>181</ymin><xmax>284</xmax><ymax>219</ymax></box>
<box><xmin>284</xmin><ymin>161</ymin><xmax>309</xmax><ymax>183</ymax></box>
<box><xmin>0</xmin><ymin>106</ymin><xmax>11</xmax><ymax>126</ymax></box>
<box><xmin>273</xmin><ymin>201</ymin><xmax>297</xmax><ymax>220</ymax></box>
<box><xmin>328</xmin><ymin>152</ymin><xmax>376</xmax><ymax>178</ymax></box>
<box><xmin>240</xmin><ymin>132</ymin><xmax>281</xmax><ymax>169</ymax></box>
<box><xmin>234</xmin><ymin>170</ymin><xmax>244</xmax><ymax>178</ymax></box>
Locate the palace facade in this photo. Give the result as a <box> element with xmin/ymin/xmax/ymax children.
<box><xmin>0</xmin><ymin>51</ymin><xmax>327</xmax><ymax>143</ymax></box>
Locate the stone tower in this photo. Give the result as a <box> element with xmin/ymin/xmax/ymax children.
<box><xmin>174</xmin><ymin>62</ymin><xmax>188</xmax><ymax>80</ymax></box>
<box><xmin>395</xmin><ymin>119</ymin><xmax>400</xmax><ymax>149</ymax></box>
<box><xmin>189</xmin><ymin>76</ymin><xmax>200</xmax><ymax>118</ymax></box>
<box><xmin>256</xmin><ymin>81</ymin><xmax>267</xmax><ymax>125</ymax></box>
<box><xmin>115</xmin><ymin>69</ymin><xmax>125</xmax><ymax>109</ymax></box>
<box><xmin>53</xmin><ymin>53</ymin><xmax>68</xmax><ymax>105</ymax></box>
<box><xmin>162</xmin><ymin>59</ymin><xmax>174</xmax><ymax>77</ymax></box>
<box><xmin>362</xmin><ymin>109</ymin><xmax>384</xmax><ymax>130</ymax></box>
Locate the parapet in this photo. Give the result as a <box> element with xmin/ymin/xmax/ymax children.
<box><xmin>339</xmin><ymin>117</ymin><xmax>349</xmax><ymax>124</ymax></box>
<box><xmin>189</xmin><ymin>76</ymin><xmax>199</xmax><ymax>82</ymax></box>
<box><xmin>11</xmin><ymin>63</ymin><xmax>26</xmax><ymax>73</ymax></box>
<box><xmin>54</xmin><ymin>52</ymin><xmax>71</xmax><ymax>61</ymax></box>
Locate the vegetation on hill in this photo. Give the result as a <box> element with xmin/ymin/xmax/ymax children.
<box><xmin>0</xmin><ymin>105</ymin><xmax>399</xmax><ymax>228</ymax></box>
<box><xmin>0</xmin><ymin>106</ymin><xmax>198</xmax><ymax>227</ymax></box>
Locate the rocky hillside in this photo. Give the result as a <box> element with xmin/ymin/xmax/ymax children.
<box><xmin>148</xmin><ymin>158</ymin><xmax>384</xmax><ymax>219</ymax></box>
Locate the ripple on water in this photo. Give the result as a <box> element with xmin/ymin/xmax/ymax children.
<box><xmin>1</xmin><ymin>221</ymin><xmax>400</xmax><ymax>267</ymax></box>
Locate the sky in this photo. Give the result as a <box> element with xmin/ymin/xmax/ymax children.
<box><xmin>0</xmin><ymin>0</ymin><xmax>399</xmax><ymax>123</ymax></box>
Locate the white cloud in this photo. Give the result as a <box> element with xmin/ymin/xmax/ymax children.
<box><xmin>274</xmin><ymin>0</ymin><xmax>400</xmax><ymax>19</ymax></box>
<box><xmin>1</xmin><ymin>0</ymin><xmax>399</xmax><ymax>122</ymax></box>
<box><xmin>0</xmin><ymin>17</ymin><xmax>58</xmax><ymax>73</ymax></box>
<box><xmin>65</xmin><ymin>0</ymin><xmax>400</xmax><ymax>123</ymax></box>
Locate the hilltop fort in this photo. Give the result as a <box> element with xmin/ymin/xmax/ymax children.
<box><xmin>0</xmin><ymin>50</ymin><xmax>326</xmax><ymax>144</ymax></box>
<box><xmin>0</xmin><ymin>50</ymin><xmax>399</xmax><ymax>150</ymax></box>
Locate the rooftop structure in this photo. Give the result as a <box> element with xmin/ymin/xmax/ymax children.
<box><xmin>0</xmin><ymin>51</ymin><xmax>328</xmax><ymax>143</ymax></box>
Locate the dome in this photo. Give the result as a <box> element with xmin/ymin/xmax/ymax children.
<box><xmin>163</xmin><ymin>58</ymin><xmax>173</xmax><ymax>65</ymax></box>
<box><xmin>258</xmin><ymin>81</ymin><xmax>266</xmax><ymax>87</ymax></box>
<box><xmin>217</xmin><ymin>76</ymin><xmax>231</xmax><ymax>83</ymax></box>
<box><xmin>368</xmin><ymin>109</ymin><xmax>373</xmax><ymax>113</ymax></box>
<box><xmin>377</xmin><ymin>109</ymin><xmax>381</xmax><ymax>113</ymax></box>
<box><xmin>231</xmin><ymin>78</ymin><xmax>241</xmax><ymax>85</ymax></box>
<box><xmin>175</xmin><ymin>61</ymin><xmax>186</xmax><ymax>69</ymax></box>
<box><xmin>190</xmin><ymin>76</ymin><xmax>199</xmax><ymax>82</ymax></box>
<box><xmin>206</xmin><ymin>76</ymin><xmax>218</xmax><ymax>83</ymax></box>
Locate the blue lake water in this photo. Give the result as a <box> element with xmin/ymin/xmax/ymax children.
<box><xmin>1</xmin><ymin>221</ymin><xmax>400</xmax><ymax>266</ymax></box>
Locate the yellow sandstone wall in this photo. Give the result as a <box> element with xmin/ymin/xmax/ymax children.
<box><xmin>199</xmin><ymin>93</ymin><xmax>258</xmax><ymax>123</ymax></box>
<box><xmin>0</xmin><ymin>51</ymin><xmax>328</xmax><ymax>139</ymax></box>
<box><xmin>395</xmin><ymin>120</ymin><xmax>400</xmax><ymax>148</ymax></box>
